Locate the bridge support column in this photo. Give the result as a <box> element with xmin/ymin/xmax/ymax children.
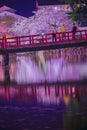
<box><xmin>3</xmin><ymin>53</ymin><xmax>10</xmax><ymax>84</ymax></box>
<box><xmin>4</xmin><ymin>53</ymin><xmax>9</xmax><ymax>66</ymax></box>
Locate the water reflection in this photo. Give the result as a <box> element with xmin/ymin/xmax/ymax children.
<box><xmin>0</xmin><ymin>46</ymin><xmax>87</xmax><ymax>84</ymax></box>
<box><xmin>0</xmin><ymin>85</ymin><xmax>76</xmax><ymax>104</ymax></box>
<box><xmin>0</xmin><ymin>66</ymin><xmax>10</xmax><ymax>84</ymax></box>
<box><xmin>0</xmin><ymin>84</ymin><xmax>87</xmax><ymax>130</ymax></box>
<box><xmin>0</xmin><ymin>66</ymin><xmax>5</xmax><ymax>82</ymax></box>
<box><xmin>0</xmin><ymin>57</ymin><xmax>86</xmax><ymax>84</ymax></box>
<box><xmin>10</xmin><ymin>58</ymin><xmax>87</xmax><ymax>83</ymax></box>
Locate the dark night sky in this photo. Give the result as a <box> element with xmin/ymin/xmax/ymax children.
<box><xmin>0</xmin><ymin>0</ymin><xmax>62</xmax><ymax>17</ymax></box>
<box><xmin>38</xmin><ymin>0</ymin><xmax>62</xmax><ymax>5</ymax></box>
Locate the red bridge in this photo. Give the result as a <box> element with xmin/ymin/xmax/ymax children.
<box><xmin>0</xmin><ymin>30</ymin><xmax>87</xmax><ymax>54</ymax></box>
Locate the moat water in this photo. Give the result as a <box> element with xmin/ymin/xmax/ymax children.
<box><xmin>0</xmin><ymin>47</ymin><xmax>87</xmax><ymax>130</ymax></box>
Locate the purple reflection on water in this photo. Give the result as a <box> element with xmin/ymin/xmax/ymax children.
<box><xmin>15</xmin><ymin>56</ymin><xmax>87</xmax><ymax>84</ymax></box>
<box><xmin>16</xmin><ymin>57</ymin><xmax>45</xmax><ymax>84</ymax></box>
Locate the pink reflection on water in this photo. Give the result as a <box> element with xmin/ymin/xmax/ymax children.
<box><xmin>0</xmin><ymin>66</ymin><xmax>5</xmax><ymax>82</ymax></box>
<box><xmin>9</xmin><ymin>62</ymin><xmax>17</xmax><ymax>81</ymax></box>
<box><xmin>14</xmin><ymin>56</ymin><xmax>87</xmax><ymax>84</ymax></box>
<box><xmin>0</xmin><ymin>85</ymin><xmax>77</xmax><ymax>105</ymax></box>
<box><xmin>15</xmin><ymin>57</ymin><xmax>45</xmax><ymax>84</ymax></box>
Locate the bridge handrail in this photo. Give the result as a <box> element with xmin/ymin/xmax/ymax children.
<box><xmin>0</xmin><ymin>30</ymin><xmax>87</xmax><ymax>49</ymax></box>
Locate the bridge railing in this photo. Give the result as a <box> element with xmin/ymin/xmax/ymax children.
<box><xmin>0</xmin><ymin>30</ymin><xmax>87</xmax><ymax>49</ymax></box>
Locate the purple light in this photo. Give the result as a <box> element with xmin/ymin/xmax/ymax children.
<box><xmin>15</xmin><ymin>56</ymin><xmax>87</xmax><ymax>84</ymax></box>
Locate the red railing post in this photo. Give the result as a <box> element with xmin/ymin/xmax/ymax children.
<box><xmin>29</xmin><ymin>35</ymin><xmax>31</xmax><ymax>44</ymax></box>
<box><xmin>72</xmin><ymin>32</ymin><xmax>74</xmax><ymax>41</ymax></box>
<box><xmin>16</xmin><ymin>36</ymin><xmax>20</xmax><ymax>47</ymax></box>
<box><xmin>80</xmin><ymin>30</ymin><xmax>82</xmax><ymax>40</ymax></box>
<box><xmin>58</xmin><ymin>33</ymin><xmax>61</xmax><ymax>42</ymax></box>
<box><xmin>45</xmin><ymin>34</ymin><xmax>48</xmax><ymax>43</ymax></box>
<box><xmin>2</xmin><ymin>35</ymin><xmax>7</xmax><ymax>48</ymax></box>
<box><xmin>67</xmin><ymin>32</ymin><xmax>69</xmax><ymax>40</ymax></box>
<box><xmin>85</xmin><ymin>30</ymin><xmax>87</xmax><ymax>40</ymax></box>
<box><xmin>31</xmin><ymin>35</ymin><xmax>34</xmax><ymax>45</ymax></box>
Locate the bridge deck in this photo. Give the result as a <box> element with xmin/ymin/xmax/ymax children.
<box><xmin>0</xmin><ymin>30</ymin><xmax>87</xmax><ymax>54</ymax></box>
